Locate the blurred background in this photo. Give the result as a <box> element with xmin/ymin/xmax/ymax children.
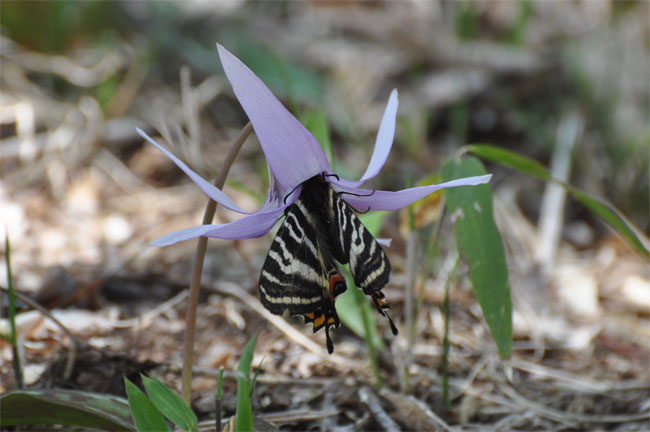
<box><xmin>1</xmin><ymin>1</ymin><xmax>648</xmax><ymax>430</ymax></box>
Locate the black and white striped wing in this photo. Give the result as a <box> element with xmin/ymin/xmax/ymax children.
<box><xmin>258</xmin><ymin>200</ymin><xmax>345</xmax><ymax>353</ymax></box>
<box><xmin>331</xmin><ymin>191</ymin><xmax>397</xmax><ymax>335</ymax></box>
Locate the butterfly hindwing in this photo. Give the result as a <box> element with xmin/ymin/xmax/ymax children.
<box><xmin>331</xmin><ymin>191</ymin><xmax>390</xmax><ymax>294</ymax></box>
<box><xmin>330</xmin><ymin>189</ymin><xmax>397</xmax><ymax>335</ymax></box>
<box><xmin>259</xmin><ymin>197</ymin><xmax>343</xmax><ymax>353</ymax></box>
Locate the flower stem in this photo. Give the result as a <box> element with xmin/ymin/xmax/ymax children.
<box><xmin>181</xmin><ymin>122</ymin><xmax>253</xmax><ymax>404</ymax></box>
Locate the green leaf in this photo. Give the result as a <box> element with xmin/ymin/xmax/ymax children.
<box><xmin>250</xmin><ymin>357</ymin><xmax>264</xmax><ymax>396</ymax></box>
<box><xmin>336</xmin><ymin>270</ymin><xmax>385</xmax><ymax>349</ymax></box>
<box><xmin>443</xmin><ymin>156</ymin><xmax>512</xmax><ymax>358</ymax></box>
<box><xmin>302</xmin><ymin>109</ymin><xmax>334</xmax><ymax>169</ymax></box>
<box><xmin>216</xmin><ymin>367</ymin><xmax>225</xmax><ymax>402</ymax></box>
<box><xmin>359</xmin><ymin>211</ymin><xmax>388</xmax><ymax>237</ymax></box>
<box><xmin>235</xmin><ymin>335</ymin><xmax>257</xmax><ymax>432</ymax></box>
<box><xmin>125</xmin><ymin>378</ymin><xmax>169</xmax><ymax>432</ymax></box>
<box><xmin>1</xmin><ymin>389</ymin><xmax>135</xmax><ymax>431</ymax></box>
<box><xmin>142</xmin><ymin>375</ymin><xmax>197</xmax><ymax>432</ymax></box>
<box><xmin>467</xmin><ymin>144</ymin><xmax>649</xmax><ymax>259</ymax></box>
<box><xmin>467</xmin><ymin>144</ymin><xmax>552</xmax><ymax>181</ymax></box>
<box><xmin>504</xmin><ymin>0</ymin><xmax>532</xmax><ymax>45</ymax></box>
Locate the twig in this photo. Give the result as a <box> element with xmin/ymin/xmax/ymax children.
<box><xmin>0</xmin><ymin>285</ymin><xmax>84</xmax><ymax>380</ymax></box>
<box><xmin>188</xmin><ymin>365</ymin><xmax>342</xmax><ymax>386</ymax></box>
<box><xmin>213</xmin><ymin>281</ymin><xmax>362</xmax><ymax>369</ymax></box>
<box><xmin>181</xmin><ymin>121</ymin><xmax>253</xmax><ymax>404</ymax></box>
<box><xmin>499</xmin><ymin>383</ymin><xmax>650</xmax><ymax>425</ymax></box>
<box><xmin>4</xmin><ymin>234</ymin><xmax>22</xmax><ymax>388</ymax></box>
<box><xmin>359</xmin><ymin>386</ymin><xmax>401</xmax><ymax>432</ymax></box>
<box><xmin>112</xmin><ymin>289</ymin><xmax>188</xmax><ymax>329</ymax></box>
<box><xmin>379</xmin><ymin>387</ymin><xmax>456</xmax><ymax>432</ymax></box>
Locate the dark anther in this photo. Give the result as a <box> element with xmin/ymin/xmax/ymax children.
<box><xmin>337</xmin><ymin>189</ymin><xmax>376</xmax><ymax>198</ymax></box>
<box><xmin>322</xmin><ymin>172</ymin><xmax>340</xmax><ymax>181</ymax></box>
<box><xmin>283</xmin><ymin>184</ymin><xmax>303</xmax><ymax>205</ymax></box>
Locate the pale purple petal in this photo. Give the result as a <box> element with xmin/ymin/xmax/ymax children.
<box><xmin>217</xmin><ymin>44</ymin><xmax>330</xmax><ymax>191</ymax></box>
<box><xmin>357</xmin><ymin>89</ymin><xmax>398</xmax><ymax>185</ymax></box>
<box><xmin>330</xmin><ymin>174</ymin><xmax>492</xmax><ymax>211</ymax></box>
<box><xmin>150</xmin><ymin>203</ymin><xmax>290</xmax><ymax>246</ymax></box>
<box><xmin>138</xmin><ymin>128</ymin><xmax>249</xmax><ymax>214</ymax></box>
<box><xmin>376</xmin><ymin>237</ymin><xmax>392</xmax><ymax>247</ymax></box>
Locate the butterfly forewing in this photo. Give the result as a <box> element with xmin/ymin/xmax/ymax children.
<box><xmin>330</xmin><ymin>190</ymin><xmax>397</xmax><ymax>335</ymax></box>
<box><xmin>259</xmin><ymin>202</ymin><xmax>326</xmax><ymax>315</ymax></box>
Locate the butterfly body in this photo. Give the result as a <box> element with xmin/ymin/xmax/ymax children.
<box><xmin>259</xmin><ymin>174</ymin><xmax>396</xmax><ymax>353</ymax></box>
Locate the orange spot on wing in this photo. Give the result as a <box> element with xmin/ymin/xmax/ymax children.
<box><xmin>314</xmin><ymin>314</ymin><xmax>325</xmax><ymax>328</ymax></box>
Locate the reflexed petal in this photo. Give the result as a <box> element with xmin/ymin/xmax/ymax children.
<box><xmin>150</xmin><ymin>203</ymin><xmax>290</xmax><ymax>246</ymax></box>
<box><xmin>357</xmin><ymin>89</ymin><xmax>398</xmax><ymax>185</ymax></box>
<box><xmin>376</xmin><ymin>237</ymin><xmax>392</xmax><ymax>247</ymax></box>
<box><xmin>217</xmin><ymin>44</ymin><xmax>330</xmax><ymax>191</ymax></box>
<box><xmin>137</xmin><ymin>128</ymin><xmax>249</xmax><ymax>214</ymax></box>
<box><xmin>331</xmin><ymin>174</ymin><xmax>492</xmax><ymax>211</ymax></box>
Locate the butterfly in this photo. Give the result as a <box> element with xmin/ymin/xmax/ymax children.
<box><xmin>258</xmin><ymin>173</ymin><xmax>397</xmax><ymax>353</ymax></box>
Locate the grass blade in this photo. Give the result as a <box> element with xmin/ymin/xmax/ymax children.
<box><xmin>235</xmin><ymin>335</ymin><xmax>257</xmax><ymax>432</ymax></box>
<box><xmin>467</xmin><ymin>144</ymin><xmax>649</xmax><ymax>259</ymax></box>
<box><xmin>4</xmin><ymin>232</ymin><xmax>22</xmax><ymax>388</ymax></box>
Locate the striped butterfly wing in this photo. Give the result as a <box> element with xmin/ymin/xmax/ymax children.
<box><xmin>330</xmin><ymin>190</ymin><xmax>398</xmax><ymax>335</ymax></box>
<box><xmin>259</xmin><ymin>198</ymin><xmax>345</xmax><ymax>353</ymax></box>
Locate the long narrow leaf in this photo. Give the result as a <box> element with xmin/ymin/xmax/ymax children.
<box><xmin>443</xmin><ymin>156</ymin><xmax>512</xmax><ymax>358</ymax></box>
<box><xmin>125</xmin><ymin>378</ymin><xmax>169</xmax><ymax>432</ymax></box>
<box><xmin>302</xmin><ymin>109</ymin><xmax>335</xmax><ymax>170</ymax></box>
<box><xmin>1</xmin><ymin>389</ymin><xmax>135</xmax><ymax>431</ymax></box>
<box><xmin>142</xmin><ymin>375</ymin><xmax>197</xmax><ymax>432</ymax></box>
<box><xmin>250</xmin><ymin>357</ymin><xmax>264</xmax><ymax>396</ymax></box>
<box><xmin>467</xmin><ymin>144</ymin><xmax>649</xmax><ymax>259</ymax></box>
<box><xmin>335</xmin><ymin>275</ymin><xmax>385</xmax><ymax>349</ymax></box>
<box><xmin>235</xmin><ymin>335</ymin><xmax>257</xmax><ymax>432</ymax></box>
<box><xmin>215</xmin><ymin>367</ymin><xmax>225</xmax><ymax>432</ymax></box>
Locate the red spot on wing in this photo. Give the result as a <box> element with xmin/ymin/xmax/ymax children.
<box><xmin>328</xmin><ymin>272</ymin><xmax>346</xmax><ymax>299</ymax></box>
